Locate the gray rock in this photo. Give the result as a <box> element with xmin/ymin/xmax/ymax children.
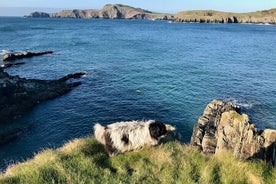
<box><xmin>190</xmin><ymin>99</ymin><xmax>240</xmax><ymax>154</ymax></box>
<box><xmin>191</xmin><ymin>99</ymin><xmax>276</xmax><ymax>166</ymax></box>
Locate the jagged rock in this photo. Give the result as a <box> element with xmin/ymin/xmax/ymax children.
<box><xmin>217</xmin><ymin>111</ymin><xmax>276</xmax><ymax>166</ymax></box>
<box><xmin>2</xmin><ymin>51</ymin><xmax>53</xmax><ymax>61</ymax></box>
<box><xmin>0</xmin><ymin>70</ymin><xmax>85</xmax><ymax>123</ymax></box>
<box><xmin>191</xmin><ymin>99</ymin><xmax>276</xmax><ymax>166</ymax></box>
<box><xmin>190</xmin><ymin>99</ymin><xmax>240</xmax><ymax>154</ymax></box>
<box><xmin>233</xmin><ymin>16</ymin><xmax>238</xmax><ymax>23</ymax></box>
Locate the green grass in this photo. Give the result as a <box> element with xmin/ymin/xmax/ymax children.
<box><xmin>1</xmin><ymin>137</ymin><xmax>276</xmax><ymax>184</ymax></box>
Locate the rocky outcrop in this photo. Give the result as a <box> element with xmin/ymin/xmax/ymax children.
<box><xmin>175</xmin><ymin>9</ymin><xmax>276</xmax><ymax>24</ymax></box>
<box><xmin>28</xmin><ymin>11</ymin><xmax>50</xmax><ymax>18</ymax></box>
<box><xmin>190</xmin><ymin>99</ymin><xmax>240</xmax><ymax>154</ymax></box>
<box><xmin>26</xmin><ymin>4</ymin><xmax>158</xmax><ymax>20</ymax></box>
<box><xmin>2</xmin><ymin>51</ymin><xmax>53</xmax><ymax>62</ymax></box>
<box><xmin>0</xmin><ymin>70</ymin><xmax>85</xmax><ymax>123</ymax></box>
<box><xmin>191</xmin><ymin>99</ymin><xmax>276</xmax><ymax>166</ymax></box>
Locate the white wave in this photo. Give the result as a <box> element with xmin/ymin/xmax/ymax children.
<box><xmin>0</xmin><ymin>50</ymin><xmax>12</xmax><ymax>56</ymax></box>
<box><xmin>225</xmin><ymin>97</ymin><xmax>253</xmax><ymax>109</ymax></box>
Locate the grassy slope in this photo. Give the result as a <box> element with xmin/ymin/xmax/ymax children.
<box><xmin>1</xmin><ymin>137</ymin><xmax>276</xmax><ymax>184</ymax></box>
<box><xmin>175</xmin><ymin>8</ymin><xmax>276</xmax><ymax>23</ymax></box>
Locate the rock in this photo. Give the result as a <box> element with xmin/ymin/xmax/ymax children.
<box><xmin>190</xmin><ymin>99</ymin><xmax>240</xmax><ymax>154</ymax></box>
<box><xmin>191</xmin><ymin>99</ymin><xmax>276</xmax><ymax>166</ymax></box>
<box><xmin>26</xmin><ymin>11</ymin><xmax>50</xmax><ymax>18</ymax></box>
<box><xmin>217</xmin><ymin>111</ymin><xmax>276</xmax><ymax>166</ymax></box>
<box><xmin>233</xmin><ymin>16</ymin><xmax>239</xmax><ymax>23</ymax></box>
<box><xmin>175</xmin><ymin>9</ymin><xmax>276</xmax><ymax>24</ymax></box>
<box><xmin>2</xmin><ymin>51</ymin><xmax>53</xmax><ymax>61</ymax></box>
<box><xmin>0</xmin><ymin>70</ymin><xmax>85</xmax><ymax>123</ymax></box>
<box><xmin>2</xmin><ymin>54</ymin><xmax>16</xmax><ymax>61</ymax></box>
<box><xmin>58</xmin><ymin>72</ymin><xmax>86</xmax><ymax>82</ymax></box>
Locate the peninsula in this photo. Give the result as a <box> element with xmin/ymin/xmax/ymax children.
<box><xmin>26</xmin><ymin>4</ymin><xmax>276</xmax><ymax>24</ymax></box>
<box><xmin>26</xmin><ymin>4</ymin><xmax>171</xmax><ymax>20</ymax></box>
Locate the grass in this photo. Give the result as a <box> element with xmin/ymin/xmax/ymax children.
<box><xmin>175</xmin><ymin>8</ymin><xmax>276</xmax><ymax>23</ymax></box>
<box><xmin>1</xmin><ymin>137</ymin><xmax>276</xmax><ymax>184</ymax></box>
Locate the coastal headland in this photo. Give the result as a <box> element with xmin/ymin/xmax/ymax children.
<box><xmin>26</xmin><ymin>4</ymin><xmax>276</xmax><ymax>24</ymax></box>
<box><xmin>1</xmin><ymin>99</ymin><xmax>276</xmax><ymax>183</ymax></box>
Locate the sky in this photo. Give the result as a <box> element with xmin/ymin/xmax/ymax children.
<box><xmin>0</xmin><ymin>0</ymin><xmax>276</xmax><ymax>16</ymax></box>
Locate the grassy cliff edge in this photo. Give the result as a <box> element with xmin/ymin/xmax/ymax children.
<box><xmin>1</xmin><ymin>137</ymin><xmax>275</xmax><ymax>184</ymax></box>
<box><xmin>175</xmin><ymin>8</ymin><xmax>276</xmax><ymax>24</ymax></box>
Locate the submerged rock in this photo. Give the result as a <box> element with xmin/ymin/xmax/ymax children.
<box><xmin>0</xmin><ymin>70</ymin><xmax>85</xmax><ymax>123</ymax></box>
<box><xmin>191</xmin><ymin>99</ymin><xmax>276</xmax><ymax>166</ymax></box>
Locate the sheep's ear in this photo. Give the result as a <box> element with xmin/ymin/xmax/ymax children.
<box><xmin>165</xmin><ymin>124</ymin><xmax>176</xmax><ymax>131</ymax></box>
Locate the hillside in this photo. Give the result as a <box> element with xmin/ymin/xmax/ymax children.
<box><xmin>26</xmin><ymin>4</ymin><xmax>276</xmax><ymax>24</ymax></box>
<box><xmin>26</xmin><ymin>4</ymin><xmax>170</xmax><ymax>20</ymax></box>
<box><xmin>1</xmin><ymin>137</ymin><xmax>276</xmax><ymax>183</ymax></box>
<box><xmin>175</xmin><ymin>8</ymin><xmax>276</xmax><ymax>24</ymax></box>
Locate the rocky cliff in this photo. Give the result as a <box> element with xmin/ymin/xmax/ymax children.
<box><xmin>27</xmin><ymin>4</ymin><xmax>276</xmax><ymax>24</ymax></box>
<box><xmin>27</xmin><ymin>4</ymin><xmax>159</xmax><ymax>19</ymax></box>
<box><xmin>191</xmin><ymin>99</ymin><xmax>276</xmax><ymax>166</ymax></box>
<box><xmin>175</xmin><ymin>9</ymin><xmax>276</xmax><ymax>24</ymax></box>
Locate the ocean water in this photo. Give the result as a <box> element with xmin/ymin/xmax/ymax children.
<box><xmin>0</xmin><ymin>17</ymin><xmax>276</xmax><ymax>170</ymax></box>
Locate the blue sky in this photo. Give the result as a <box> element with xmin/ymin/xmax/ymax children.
<box><xmin>1</xmin><ymin>0</ymin><xmax>276</xmax><ymax>16</ymax></box>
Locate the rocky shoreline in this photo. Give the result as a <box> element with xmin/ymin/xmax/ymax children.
<box><xmin>0</xmin><ymin>70</ymin><xmax>85</xmax><ymax>123</ymax></box>
<box><xmin>0</xmin><ymin>53</ymin><xmax>85</xmax><ymax>145</ymax></box>
<box><xmin>1</xmin><ymin>66</ymin><xmax>275</xmax><ymax>165</ymax></box>
<box><xmin>26</xmin><ymin>4</ymin><xmax>276</xmax><ymax>25</ymax></box>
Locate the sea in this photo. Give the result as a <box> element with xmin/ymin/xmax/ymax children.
<box><xmin>0</xmin><ymin>17</ymin><xmax>276</xmax><ymax>171</ymax></box>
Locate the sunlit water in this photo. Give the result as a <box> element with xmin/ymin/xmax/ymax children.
<box><xmin>0</xmin><ymin>17</ymin><xmax>276</xmax><ymax>171</ymax></box>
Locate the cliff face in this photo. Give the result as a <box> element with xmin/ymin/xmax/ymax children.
<box><xmin>191</xmin><ymin>99</ymin><xmax>276</xmax><ymax>166</ymax></box>
<box><xmin>27</xmin><ymin>4</ymin><xmax>276</xmax><ymax>24</ymax></box>
<box><xmin>27</xmin><ymin>4</ymin><xmax>156</xmax><ymax>19</ymax></box>
<box><xmin>175</xmin><ymin>9</ymin><xmax>276</xmax><ymax>24</ymax></box>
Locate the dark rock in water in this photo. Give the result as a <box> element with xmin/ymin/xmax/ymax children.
<box><xmin>2</xmin><ymin>51</ymin><xmax>53</xmax><ymax>62</ymax></box>
<box><xmin>59</xmin><ymin>72</ymin><xmax>86</xmax><ymax>82</ymax></box>
<box><xmin>191</xmin><ymin>99</ymin><xmax>276</xmax><ymax>166</ymax></box>
<box><xmin>0</xmin><ymin>70</ymin><xmax>85</xmax><ymax>123</ymax></box>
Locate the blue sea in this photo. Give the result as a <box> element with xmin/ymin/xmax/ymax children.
<box><xmin>0</xmin><ymin>17</ymin><xmax>276</xmax><ymax>171</ymax></box>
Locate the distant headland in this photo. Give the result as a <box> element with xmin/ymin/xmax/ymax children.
<box><xmin>26</xmin><ymin>4</ymin><xmax>172</xmax><ymax>20</ymax></box>
<box><xmin>26</xmin><ymin>4</ymin><xmax>276</xmax><ymax>24</ymax></box>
